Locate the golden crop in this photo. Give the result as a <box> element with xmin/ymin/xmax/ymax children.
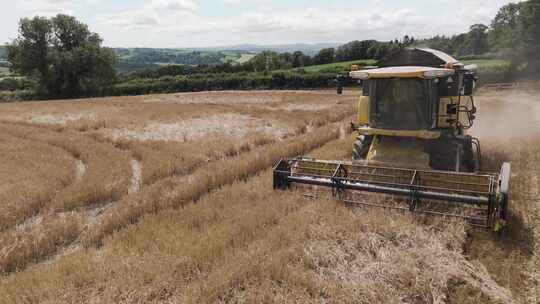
<box><xmin>0</xmin><ymin>88</ymin><xmax>538</xmax><ymax>303</ymax></box>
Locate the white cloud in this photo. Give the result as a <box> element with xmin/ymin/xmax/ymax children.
<box><xmin>226</xmin><ymin>8</ymin><xmax>421</xmax><ymax>41</ymax></box>
<box><xmin>221</xmin><ymin>0</ymin><xmax>269</xmax><ymax>4</ymax></box>
<box><xmin>9</xmin><ymin>0</ymin><xmax>519</xmax><ymax>47</ymax></box>
<box><xmin>98</xmin><ymin>0</ymin><xmax>202</xmax><ymax>32</ymax></box>
<box><xmin>15</xmin><ymin>0</ymin><xmax>104</xmax><ymax>16</ymax></box>
<box><xmin>17</xmin><ymin>0</ymin><xmax>74</xmax><ymax>15</ymax></box>
<box><xmin>150</xmin><ymin>0</ymin><xmax>198</xmax><ymax>12</ymax></box>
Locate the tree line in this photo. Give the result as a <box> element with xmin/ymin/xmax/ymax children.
<box><xmin>415</xmin><ymin>24</ymin><xmax>490</xmax><ymax>57</ymax></box>
<box><xmin>245</xmin><ymin>38</ymin><xmax>407</xmax><ymax>70</ymax></box>
<box><xmin>129</xmin><ymin>39</ymin><xmax>411</xmax><ymax>80</ymax></box>
<box><xmin>416</xmin><ymin>0</ymin><xmax>540</xmax><ymax>74</ymax></box>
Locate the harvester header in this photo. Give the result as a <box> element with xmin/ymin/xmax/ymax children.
<box><xmin>273</xmin><ymin>158</ymin><xmax>510</xmax><ymax>229</ymax></box>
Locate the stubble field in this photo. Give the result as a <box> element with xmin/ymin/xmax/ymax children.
<box><xmin>0</xmin><ymin>87</ymin><xmax>539</xmax><ymax>303</ymax></box>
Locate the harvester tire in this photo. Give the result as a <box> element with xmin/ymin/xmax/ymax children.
<box><xmin>352</xmin><ymin>135</ymin><xmax>373</xmax><ymax>160</ymax></box>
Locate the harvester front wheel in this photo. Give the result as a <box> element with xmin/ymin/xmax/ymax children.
<box><xmin>352</xmin><ymin>135</ymin><xmax>373</xmax><ymax>160</ymax></box>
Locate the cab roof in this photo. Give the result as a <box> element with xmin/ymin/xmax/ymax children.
<box><xmin>349</xmin><ymin>66</ymin><xmax>455</xmax><ymax>80</ymax></box>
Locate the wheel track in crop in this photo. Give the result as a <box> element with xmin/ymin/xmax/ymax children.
<box><xmin>7</xmin><ymin>111</ymin><xmax>343</xmax><ymax>270</ymax></box>
<box><xmin>74</xmin><ymin>159</ymin><xmax>87</xmax><ymax>183</ymax></box>
<box><xmin>0</xmin><ymin>122</ymin><xmax>120</xmax><ymax>213</ymax></box>
<box><xmin>0</xmin><ymin>123</ymin><xmax>145</xmax><ymax>274</ymax></box>
<box><xmin>0</xmin><ymin>117</ymin><xmax>350</xmax><ymax>275</ymax></box>
<box><xmin>0</xmin><ymin>122</ymin><xmax>129</xmax><ymax>274</ymax></box>
<box><xmin>0</xmin><ymin>91</ymin><xmax>356</xmax><ymax>275</ymax></box>
<box><xmin>0</xmin><ymin>130</ymin><xmax>80</xmax><ymax>231</ymax></box>
<box><xmin>82</xmin><ymin>119</ymin><xmax>348</xmax><ymax>248</ymax></box>
<box><xmin>128</xmin><ymin>158</ymin><xmax>142</xmax><ymax>194</ymax></box>
<box><xmin>57</xmin><ymin>119</ymin><xmax>345</xmax><ymax>273</ymax></box>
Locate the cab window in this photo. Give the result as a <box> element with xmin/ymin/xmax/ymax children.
<box><xmin>369</xmin><ymin>78</ymin><xmax>437</xmax><ymax>130</ymax></box>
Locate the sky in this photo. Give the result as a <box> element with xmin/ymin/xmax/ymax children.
<box><xmin>0</xmin><ymin>0</ymin><xmax>520</xmax><ymax>48</ymax></box>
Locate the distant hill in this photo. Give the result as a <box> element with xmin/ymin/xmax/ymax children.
<box><xmin>112</xmin><ymin>48</ymin><xmax>242</xmax><ymax>73</ymax></box>
<box><xmin>191</xmin><ymin>43</ymin><xmax>341</xmax><ymax>56</ymax></box>
<box><xmin>111</xmin><ymin>43</ymin><xmax>342</xmax><ymax>73</ymax></box>
<box><xmin>113</xmin><ymin>43</ymin><xmax>340</xmax><ymax>57</ymax></box>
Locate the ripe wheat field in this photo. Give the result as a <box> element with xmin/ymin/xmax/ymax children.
<box><xmin>0</xmin><ymin>88</ymin><xmax>539</xmax><ymax>303</ymax></box>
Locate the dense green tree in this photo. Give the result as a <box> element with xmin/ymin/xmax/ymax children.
<box><xmin>371</xmin><ymin>43</ymin><xmax>389</xmax><ymax>60</ymax></box>
<box><xmin>463</xmin><ymin>24</ymin><xmax>489</xmax><ymax>55</ymax></box>
<box><xmin>451</xmin><ymin>34</ymin><xmax>466</xmax><ymax>55</ymax></box>
<box><xmin>313</xmin><ymin>48</ymin><xmax>335</xmax><ymax>64</ymax></box>
<box><xmin>7</xmin><ymin>14</ymin><xmax>116</xmax><ymax>98</ymax></box>
<box><xmin>416</xmin><ymin>25</ymin><xmax>487</xmax><ymax>56</ymax></box>
<box><xmin>488</xmin><ymin>0</ymin><xmax>540</xmax><ymax>72</ymax></box>
<box><xmin>489</xmin><ymin>2</ymin><xmax>523</xmax><ymax>51</ymax></box>
<box><xmin>292</xmin><ymin>51</ymin><xmax>311</xmax><ymax>68</ymax></box>
<box><xmin>401</xmin><ymin>35</ymin><xmax>415</xmax><ymax>47</ymax></box>
<box><xmin>249</xmin><ymin>51</ymin><xmax>284</xmax><ymax>72</ymax></box>
<box><xmin>335</xmin><ymin>40</ymin><xmax>382</xmax><ymax>62</ymax></box>
<box><xmin>517</xmin><ymin>0</ymin><xmax>540</xmax><ymax>71</ymax></box>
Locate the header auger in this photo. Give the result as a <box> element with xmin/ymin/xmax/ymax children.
<box><xmin>274</xmin><ymin>48</ymin><xmax>511</xmax><ymax>231</ymax></box>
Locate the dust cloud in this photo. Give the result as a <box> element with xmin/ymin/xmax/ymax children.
<box><xmin>469</xmin><ymin>85</ymin><xmax>540</xmax><ymax>141</ymax></box>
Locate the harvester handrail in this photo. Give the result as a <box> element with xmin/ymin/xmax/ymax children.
<box><xmin>345</xmin><ymin>170</ymin><xmax>492</xmax><ymax>187</ymax></box>
<box><xmin>294</xmin><ymin>158</ymin><xmax>496</xmax><ymax>178</ymax></box>
<box><xmin>279</xmin><ymin>170</ymin><xmax>494</xmax><ymax>196</ymax></box>
<box><xmin>288</xmin><ymin>160</ymin><xmax>496</xmax><ymax>195</ymax></box>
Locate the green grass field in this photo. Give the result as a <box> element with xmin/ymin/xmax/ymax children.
<box><xmin>236</xmin><ymin>53</ymin><xmax>255</xmax><ymax>64</ymax></box>
<box><xmin>220</xmin><ymin>52</ymin><xmax>241</xmax><ymax>63</ymax></box>
<box><xmin>301</xmin><ymin>59</ymin><xmax>376</xmax><ymax>73</ymax></box>
<box><xmin>219</xmin><ymin>52</ymin><xmax>256</xmax><ymax>64</ymax></box>
<box><xmin>295</xmin><ymin>58</ymin><xmax>508</xmax><ymax>74</ymax></box>
<box><xmin>462</xmin><ymin>59</ymin><xmax>510</xmax><ymax>68</ymax></box>
<box><xmin>154</xmin><ymin>62</ymin><xmax>190</xmax><ymax>67</ymax></box>
<box><xmin>277</xmin><ymin>59</ymin><xmax>376</xmax><ymax>74</ymax></box>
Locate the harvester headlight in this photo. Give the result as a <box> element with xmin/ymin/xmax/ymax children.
<box><xmin>350</xmin><ymin>71</ymin><xmax>369</xmax><ymax>80</ymax></box>
<box><xmin>423</xmin><ymin>69</ymin><xmax>454</xmax><ymax>79</ymax></box>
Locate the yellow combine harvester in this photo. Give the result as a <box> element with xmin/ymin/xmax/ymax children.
<box><xmin>273</xmin><ymin>48</ymin><xmax>511</xmax><ymax>230</ymax></box>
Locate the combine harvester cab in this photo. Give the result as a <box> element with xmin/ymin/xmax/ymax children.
<box><xmin>274</xmin><ymin>48</ymin><xmax>512</xmax><ymax>230</ymax></box>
